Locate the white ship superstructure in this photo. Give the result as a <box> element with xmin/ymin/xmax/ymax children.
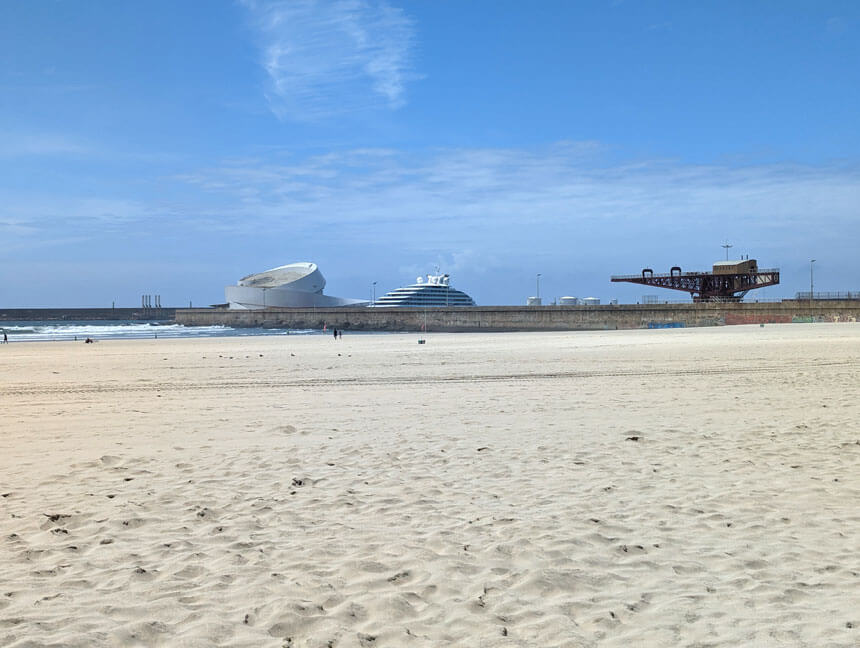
<box><xmin>372</xmin><ymin>272</ymin><xmax>476</xmax><ymax>307</ymax></box>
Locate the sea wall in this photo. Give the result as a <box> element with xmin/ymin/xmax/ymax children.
<box><xmin>174</xmin><ymin>300</ymin><xmax>860</xmax><ymax>332</ymax></box>
<box><xmin>5</xmin><ymin>302</ymin><xmax>856</xmax><ymax>330</ymax></box>
<box><xmin>0</xmin><ymin>308</ymin><xmax>175</xmax><ymax>322</ymax></box>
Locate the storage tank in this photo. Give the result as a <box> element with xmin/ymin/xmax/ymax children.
<box><xmin>527</xmin><ymin>296</ymin><xmax>542</xmax><ymax>306</ymax></box>
<box><xmin>559</xmin><ymin>296</ymin><xmax>579</xmax><ymax>305</ymax></box>
<box><xmin>582</xmin><ymin>297</ymin><xmax>600</xmax><ymax>306</ymax></box>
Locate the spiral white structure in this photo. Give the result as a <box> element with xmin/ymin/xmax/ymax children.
<box><xmin>225</xmin><ymin>262</ymin><xmax>366</xmax><ymax>309</ymax></box>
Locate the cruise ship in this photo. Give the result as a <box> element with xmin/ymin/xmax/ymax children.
<box><xmin>371</xmin><ymin>272</ymin><xmax>476</xmax><ymax>307</ymax></box>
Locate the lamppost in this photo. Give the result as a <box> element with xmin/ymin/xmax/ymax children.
<box><xmin>536</xmin><ymin>273</ymin><xmax>542</xmax><ymax>302</ymax></box>
<box><xmin>722</xmin><ymin>242</ymin><xmax>733</xmax><ymax>261</ymax></box>
<box><xmin>372</xmin><ymin>281</ymin><xmax>377</xmax><ymax>306</ymax></box>
<box><xmin>810</xmin><ymin>259</ymin><xmax>816</xmax><ymax>304</ymax></box>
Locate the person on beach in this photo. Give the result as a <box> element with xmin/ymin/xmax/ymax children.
<box><xmin>2</xmin><ymin>332</ymin><xmax>7</xmax><ymax>343</ymax></box>
<box><xmin>333</xmin><ymin>328</ymin><xmax>338</xmax><ymax>340</ymax></box>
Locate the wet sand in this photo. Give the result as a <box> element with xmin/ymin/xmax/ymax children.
<box><xmin>1</xmin><ymin>324</ymin><xmax>858</xmax><ymax>647</ymax></box>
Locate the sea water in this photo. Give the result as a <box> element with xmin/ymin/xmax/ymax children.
<box><xmin>0</xmin><ymin>320</ymin><xmax>326</xmax><ymax>343</ymax></box>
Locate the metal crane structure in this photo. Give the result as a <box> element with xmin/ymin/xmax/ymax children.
<box><xmin>611</xmin><ymin>259</ymin><xmax>780</xmax><ymax>302</ymax></box>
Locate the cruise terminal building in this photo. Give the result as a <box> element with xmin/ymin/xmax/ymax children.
<box><xmin>225</xmin><ymin>262</ymin><xmax>366</xmax><ymax>309</ymax></box>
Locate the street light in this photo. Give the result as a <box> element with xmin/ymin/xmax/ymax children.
<box><xmin>810</xmin><ymin>259</ymin><xmax>816</xmax><ymax>302</ymax></box>
<box><xmin>721</xmin><ymin>242</ymin><xmax>733</xmax><ymax>261</ymax></box>
<box><xmin>536</xmin><ymin>273</ymin><xmax>542</xmax><ymax>301</ymax></box>
<box><xmin>372</xmin><ymin>281</ymin><xmax>377</xmax><ymax>306</ymax></box>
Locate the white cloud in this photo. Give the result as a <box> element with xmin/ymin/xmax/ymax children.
<box><xmin>7</xmin><ymin>143</ymin><xmax>859</xmax><ymax>285</ymax></box>
<box><xmin>4</xmin><ymin>142</ymin><xmax>858</xmax><ymax>301</ymax></box>
<box><xmin>0</xmin><ymin>196</ymin><xmax>172</xmax><ymax>230</ymax></box>
<box><xmin>241</xmin><ymin>0</ymin><xmax>417</xmax><ymax>120</ymax></box>
<box><xmin>0</xmin><ymin>132</ymin><xmax>92</xmax><ymax>158</ymax></box>
<box><xmin>176</xmin><ymin>146</ymin><xmax>860</xmax><ymax>242</ymax></box>
<box><xmin>171</xmin><ymin>144</ymin><xmax>860</xmax><ymax>300</ymax></box>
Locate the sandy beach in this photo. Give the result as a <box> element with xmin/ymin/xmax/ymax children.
<box><xmin>1</xmin><ymin>324</ymin><xmax>858</xmax><ymax>647</ymax></box>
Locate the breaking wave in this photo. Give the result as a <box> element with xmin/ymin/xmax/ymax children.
<box><xmin>0</xmin><ymin>321</ymin><xmax>323</xmax><ymax>342</ymax></box>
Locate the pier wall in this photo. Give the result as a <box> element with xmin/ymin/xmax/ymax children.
<box><xmin>5</xmin><ymin>302</ymin><xmax>857</xmax><ymax>331</ymax></box>
<box><xmin>0</xmin><ymin>308</ymin><xmax>175</xmax><ymax>322</ymax></box>
<box><xmin>174</xmin><ymin>300</ymin><xmax>860</xmax><ymax>332</ymax></box>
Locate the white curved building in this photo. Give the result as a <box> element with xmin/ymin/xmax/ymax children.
<box><xmin>226</xmin><ymin>262</ymin><xmax>366</xmax><ymax>309</ymax></box>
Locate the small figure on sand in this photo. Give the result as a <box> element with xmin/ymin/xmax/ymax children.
<box><xmin>2</xmin><ymin>332</ymin><xmax>7</xmax><ymax>344</ymax></box>
<box><xmin>332</xmin><ymin>328</ymin><xmax>338</xmax><ymax>340</ymax></box>
<box><xmin>338</xmin><ymin>330</ymin><xmax>342</xmax><ymax>339</ymax></box>
<box><xmin>85</xmin><ymin>337</ymin><xmax>94</xmax><ymax>344</ymax></box>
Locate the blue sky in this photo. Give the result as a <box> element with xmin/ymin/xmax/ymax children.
<box><xmin>1</xmin><ymin>0</ymin><xmax>858</xmax><ymax>307</ymax></box>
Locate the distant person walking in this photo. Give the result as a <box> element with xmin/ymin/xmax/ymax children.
<box><xmin>333</xmin><ymin>328</ymin><xmax>338</xmax><ymax>340</ymax></box>
<box><xmin>2</xmin><ymin>332</ymin><xmax>7</xmax><ymax>343</ymax></box>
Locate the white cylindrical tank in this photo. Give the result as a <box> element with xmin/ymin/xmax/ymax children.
<box><xmin>559</xmin><ymin>296</ymin><xmax>579</xmax><ymax>306</ymax></box>
<box><xmin>582</xmin><ymin>297</ymin><xmax>600</xmax><ymax>306</ymax></box>
<box><xmin>527</xmin><ymin>296</ymin><xmax>542</xmax><ymax>306</ymax></box>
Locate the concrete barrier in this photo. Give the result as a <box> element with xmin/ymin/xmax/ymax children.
<box><xmin>174</xmin><ymin>301</ymin><xmax>860</xmax><ymax>332</ymax></box>
<box><xmin>0</xmin><ymin>308</ymin><xmax>176</xmax><ymax>322</ymax></box>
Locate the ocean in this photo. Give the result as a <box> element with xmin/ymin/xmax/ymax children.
<box><xmin>0</xmin><ymin>320</ymin><xmax>326</xmax><ymax>343</ymax></box>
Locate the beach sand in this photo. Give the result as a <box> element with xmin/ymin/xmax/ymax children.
<box><xmin>1</xmin><ymin>324</ymin><xmax>858</xmax><ymax>647</ymax></box>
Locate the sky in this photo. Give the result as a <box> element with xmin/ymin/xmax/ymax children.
<box><xmin>1</xmin><ymin>0</ymin><xmax>858</xmax><ymax>307</ymax></box>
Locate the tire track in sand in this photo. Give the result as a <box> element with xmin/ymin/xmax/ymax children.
<box><xmin>0</xmin><ymin>359</ymin><xmax>851</xmax><ymax>397</ymax></box>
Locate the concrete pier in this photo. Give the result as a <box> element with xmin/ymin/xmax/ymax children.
<box><xmin>4</xmin><ymin>301</ymin><xmax>857</xmax><ymax>331</ymax></box>
<box><xmin>0</xmin><ymin>308</ymin><xmax>175</xmax><ymax>322</ymax></box>
<box><xmin>174</xmin><ymin>300</ymin><xmax>860</xmax><ymax>332</ymax></box>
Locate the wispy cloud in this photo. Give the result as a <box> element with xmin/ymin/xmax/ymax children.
<box><xmin>11</xmin><ymin>143</ymin><xmax>857</xmax><ymax>256</ymax></box>
<box><xmin>176</xmin><ymin>145</ymin><xmax>860</xmax><ymax>242</ymax></box>
<box><xmin>7</xmin><ymin>142</ymin><xmax>859</xmax><ymax>277</ymax></box>
<box><xmin>0</xmin><ymin>196</ymin><xmax>179</xmax><ymax>233</ymax></box>
<box><xmin>4</xmin><ymin>143</ymin><xmax>858</xmax><ymax>300</ymax></box>
<box><xmin>241</xmin><ymin>0</ymin><xmax>417</xmax><ymax>120</ymax></box>
<box><xmin>0</xmin><ymin>132</ymin><xmax>93</xmax><ymax>158</ymax></box>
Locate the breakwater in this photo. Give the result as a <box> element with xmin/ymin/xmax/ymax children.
<box><xmin>175</xmin><ymin>300</ymin><xmax>860</xmax><ymax>332</ymax></box>
<box><xmin>0</xmin><ymin>308</ymin><xmax>176</xmax><ymax>322</ymax></box>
